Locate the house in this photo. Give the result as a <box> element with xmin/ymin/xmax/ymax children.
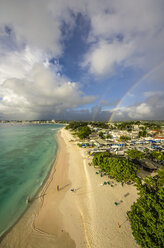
<box><xmin>154</xmin><ymin>137</ymin><xmax>164</xmax><ymax>142</ymax></box>
<box><xmin>116</xmin><ymin>150</ymin><xmax>125</xmax><ymax>156</ymax></box>
<box><xmin>89</xmin><ymin>132</ymin><xmax>98</xmax><ymax>138</ymax></box>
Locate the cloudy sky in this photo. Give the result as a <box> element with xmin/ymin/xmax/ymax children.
<box><xmin>0</xmin><ymin>0</ymin><xmax>164</xmax><ymax>121</ymax></box>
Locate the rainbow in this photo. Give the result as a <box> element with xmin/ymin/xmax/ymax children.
<box><xmin>108</xmin><ymin>61</ymin><xmax>164</xmax><ymax>123</ymax></box>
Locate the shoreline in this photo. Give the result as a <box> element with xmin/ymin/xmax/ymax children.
<box><xmin>1</xmin><ymin>128</ymin><xmax>139</xmax><ymax>247</ymax></box>
<box><xmin>0</xmin><ymin>129</ymin><xmax>66</xmax><ymax>246</ymax></box>
<box><xmin>32</xmin><ymin>128</ymin><xmax>77</xmax><ymax>245</ymax></box>
<box><xmin>0</xmin><ymin>130</ymin><xmax>59</xmax><ymax>241</ymax></box>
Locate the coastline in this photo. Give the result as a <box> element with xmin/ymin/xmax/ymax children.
<box><xmin>0</xmin><ymin>123</ymin><xmax>59</xmax><ymax>240</ymax></box>
<box><xmin>0</xmin><ymin>128</ymin><xmax>69</xmax><ymax>247</ymax></box>
<box><xmin>1</xmin><ymin>128</ymin><xmax>139</xmax><ymax>247</ymax></box>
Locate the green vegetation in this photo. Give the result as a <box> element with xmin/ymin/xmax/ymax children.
<box><xmin>92</xmin><ymin>152</ymin><xmax>111</xmax><ymax>166</ymax></box>
<box><xmin>98</xmin><ymin>131</ymin><xmax>113</xmax><ymax>139</ymax></box>
<box><xmin>77</xmin><ymin>126</ymin><xmax>92</xmax><ymax>139</ymax></box>
<box><xmin>65</xmin><ymin>121</ymin><xmax>88</xmax><ymax>130</ymax></box>
<box><xmin>120</xmin><ymin>135</ymin><xmax>131</xmax><ymax>142</ymax></box>
<box><xmin>93</xmin><ymin>152</ymin><xmax>138</xmax><ymax>182</ymax></box>
<box><xmin>99</xmin><ymin>131</ymin><xmax>104</xmax><ymax>139</ymax></box>
<box><xmin>90</xmin><ymin>121</ymin><xmax>109</xmax><ymax>129</ymax></box>
<box><xmin>150</xmin><ymin>151</ymin><xmax>164</xmax><ymax>161</ymax></box>
<box><xmin>139</xmin><ymin>126</ymin><xmax>146</xmax><ymax>130</ymax></box>
<box><xmin>105</xmin><ymin>133</ymin><xmax>113</xmax><ymax>139</ymax></box>
<box><xmin>117</xmin><ymin>122</ymin><xmax>133</xmax><ymax>131</ymax></box>
<box><xmin>143</xmin><ymin>122</ymin><xmax>161</xmax><ymax>130</ymax></box>
<box><xmin>158</xmin><ymin>167</ymin><xmax>164</xmax><ymax>185</ymax></box>
<box><xmin>126</xmin><ymin>149</ymin><xmax>164</xmax><ymax>162</ymax></box>
<box><xmin>126</xmin><ymin>149</ymin><xmax>145</xmax><ymax>160</ymax></box>
<box><xmin>65</xmin><ymin>121</ymin><xmax>92</xmax><ymax>139</ymax></box>
<box><xmin>127</xmin><ymin>168</ymin><xmax>164</xmax><ymax>248</ymax></box>
<box><xmin>138</xmin><ymin>130</ymin><xmax>147</xmax><ymax>137</ymax></box>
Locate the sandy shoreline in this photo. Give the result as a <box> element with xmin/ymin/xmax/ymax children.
<box><xmin>0</xmin><ymin>128</ymin><xmax>139</xmax><ymax>248</ymax></box>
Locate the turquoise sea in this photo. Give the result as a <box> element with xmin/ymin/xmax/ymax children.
<box><xmin>0</xmin><ymin>123</ymin><xmax>63</xmax><ymax>236</ymax></box>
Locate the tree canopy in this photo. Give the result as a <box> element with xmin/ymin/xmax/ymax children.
<box><xmin>99</xmin><ymin>131</ymin><xmax>104</xmax><ymax>139</ymax></box>
<box><xmin>126</xmin><ymin>149</ymin><xmax>145</xmax><ymax>160</ymax></box>
<box><xmin>143</xmin><ymin>122</ymin><xmax>161</xmax><ymax>130</ymax></box>
<box><xmin>120</xmin><ymin>135</ymin><xmax>131</xmax><ymax>142</ymax></box>
<box><xmin>65</xmin><ymin>121</ymin><xmax>92</xmax><ymax>139</ymax></box>
<box><xmin>150</xmin><ymin>151</ymin><xmax>164</xmax><ymax>161</ymax></box>
<box><xmin>93</xmin><ymin>152</ymin><xmax>138</xmax><ymax>182</ymax></box>
<box><xmin>116</xmin><ymin>122</ymin><xmax>133</xmax><ymax>131</ymax></box>
<box><xmin>138</xmin><ymin>130</ymin><xmax>147</xmax><ymax>137</ymax></box>
<box><xmin>65</xmin><ymin>121</ymin><xmax>88</xmax><ymax>130</ymax></box>
<box><xmin>127</xmin><ymin>169</ymin><xmax>164</xmax><ymax>248</ymax></box>
<box><xmin>77</xmin><ymin>126</ymin><xmax>92</xmax><ymax>139</ymax></box>
<box><xmin>105</xmin><ymin>133</ymin><xmax>113</xmax><ymax>139</ymax></box>
<box><xmin>90</xmin><ymin>121</ymin><xmax>109</xmax><ymax>129</ymax></box>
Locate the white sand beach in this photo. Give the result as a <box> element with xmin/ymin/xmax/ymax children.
<box><xmin>0</xmin><ymin>128</ymin><xmax>139</xmax><ymax>248</ymax></box>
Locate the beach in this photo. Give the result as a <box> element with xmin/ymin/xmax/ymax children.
<box><xmin>1</xmin><ymin>128</ymin><xmax>139</xmax><ymax>248</ymax></box>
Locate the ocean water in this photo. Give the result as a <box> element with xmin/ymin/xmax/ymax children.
<box><xmin>0</xmin><ymin>123</ymin><xmax>63</xmax><ymax>236</ymax></box>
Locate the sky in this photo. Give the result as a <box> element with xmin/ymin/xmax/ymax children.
<box><xmin>0</xmin><ymin>0</ymin><xmax>164</xmax><ymax>121</ymax></box>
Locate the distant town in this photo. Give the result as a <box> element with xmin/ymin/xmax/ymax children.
<box><xmin>0</xmin><ymin>120</ymin><xmax>57</xmax><ymax>124</ymax></box>
<box><xmin>65</xmin><ymin>120</ymin><xmax>164</xmax><ymax>172</ymax></box>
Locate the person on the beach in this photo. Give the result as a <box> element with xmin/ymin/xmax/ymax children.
<box><xmin>26</xmin><ymin>196</ymin><xmax>31</xmax><ymax>204</ymax></box>
<box><xmin>57</xmin><ymin>185</ymin><xmax>59</xmax><ymax>191</ymax></box>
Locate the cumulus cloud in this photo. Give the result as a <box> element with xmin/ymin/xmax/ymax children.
<box><xmin>82</xmin><ymin>39</ymin><xmax>133</xmax><ymax>75</ymax></box>
<box><xmin>0</xmin><ymin>0</ymin><xmax>63</xmax><ymax>55</ymax></box>
<box><xmin>113</xmin><ymin>92</ymin><xmax>164</xmax><ymax>120</ymax></box>
<box><xmin>1</xmin><ymin>0</ymin><xmax>164</xmax><ymax>69</ymax></box>
<box><xmin>0</xmin><ymin>47</ymin><xmax>96</xmax><ymax>120</ymax></box>
<box><xmin>83</xmin><ymin>0</ymin><xmax>164</xmax><ymax>76</ymax></box>
<box><xmin>0</xmin><ymin>0</ymin><xmax>164</xmax><ymax>120</ymax></box>
<box><xmin>0</xmin><ymin>46</ymin><xmax>50</xmax><ymax>84</ymax></box>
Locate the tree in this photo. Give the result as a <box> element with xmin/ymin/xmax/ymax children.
<box><xmin>116</xmin><ymin>121</ymin><xmax>133</xmax><ymax>130</ymax></box>
<box><xmin>127</xmin><ymin>173</ymin><xmax>164</xmax><ymax>248</ymax></box>
<box><xmin>90</xmin><ymin>121</ymin><xmax>109</xmax><ymax>129</ymax></box>
<box><xmin>105</xmin><ymin>134</ymin><xmax>113</xmax><ymax>139</ymax></box>
<box><xmin>120</xmin><ymin>135</ymin><xmax>130</xmax><ymax>142</ymax></box>
<box><xmin>99</xmin><ymin>131</ymin><xmax>104</xmax><ymax>139</ymax></box>
<box><xmin>138</xmin><ymin>130</ymin><xmax>147</xmax><ymax>137</ymax></box>
<box><xmin>77</xmin><ymin>126</ymin><xmax>92</xmax><ymax>139</ymax></box>
<box><xmin>93</xmin><ymin>153</ymin><xmax>138</xmax><ymax>182</ymax></box>
<box><xmin>150</xmin><ymin>151</ymin><xmax>164</xmax><ymax>161</ymax></box>
<box><xmin>139</xmin><ymin>126</ymin><xmax>146</xmax><ymax>131</ymax></box>
<box><xmin>143</xmin><ymin>122</ymin><xmax>161</xmax><ymax>130</ymax></box>
<box><xmin>158</xmin><ymin>167</ymin><xmax>164</xmax><ymax>186</ymax></box>
<box><xmin>93</xmin><ymin>152</ymin><xmax>110</xmax><ymax>166</ymax></box>
<box><xmin>65</xmin><ymin>121</ymin><xmax>88</xmax><ymax>130</ymax></box>
<box><xmin>126</xmin><ymin>149</ymin><xmax>145</xmax><ymax>160</ymax></box>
